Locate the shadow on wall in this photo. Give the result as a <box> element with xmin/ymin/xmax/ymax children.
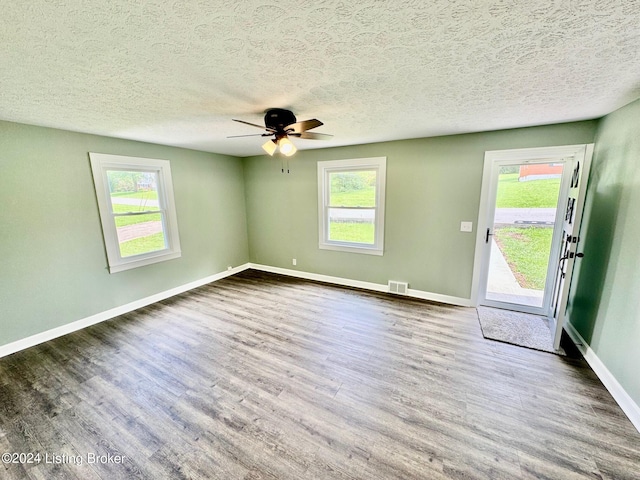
<box><xmin>568</xmin><ymin>183</ymin><xmax>622</xmax><ymax>344</ymax></box>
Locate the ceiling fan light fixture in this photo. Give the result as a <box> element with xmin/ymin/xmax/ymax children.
<box><xmin>279</xmin><ymin>137</ymin><xmax>297</xmax><ymax>157</ymax></box>
<box><xmin>262</xmin><ymin>139</ymin><xmax>277</xmax><ymax>156</ymax></box>
<box><xmin>231</xmin><ymin>109</ymin><xmax>331</xmax><ymax>159</ymax></box>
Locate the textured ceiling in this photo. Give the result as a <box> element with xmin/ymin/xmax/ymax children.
<box><xmin>1</xmin><ymin>1</ymin><xmax>639</xmax><ymax>157</ymax></box>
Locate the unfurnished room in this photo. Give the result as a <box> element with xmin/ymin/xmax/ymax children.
<box><xmin>1</xmin><ymin>1</ymin><xmax>639</xmax><ymax>479</ymax></box>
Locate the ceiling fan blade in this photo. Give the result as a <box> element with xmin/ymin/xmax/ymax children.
<box><xmin>290</xmin><ymin>131</ymin><xmax>333</xmax><ymax>140</ymax></box>
<box><xmin>285</xmin><ymin>119</ymin><xmax>323</xmax><ymax>134</ymax></box>
<box><xmin>227</xmin><ymin>133</ymin><xmax>271</xmax><ymax>138</ymax></box>
<box><xmin>232</xmin><ymin>119</ymin><xmax>276</xmax><ymax>132</ymax></box>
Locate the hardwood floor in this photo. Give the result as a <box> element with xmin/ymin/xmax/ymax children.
<box><xmin>1</xmin><ymin>269</ymin><xmax>638</xmax><ymax>479</ymax></box>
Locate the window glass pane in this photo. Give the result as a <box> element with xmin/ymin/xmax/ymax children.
<box><xmin>91</xmin><ymin>153</ymin><xmax>181</xmax><ymax>272</ymax></box>
<box><xmin>115</xmin><ymin>212</ymin><xmax>167</xmax><ymax>257</ymax></box>
<box><xmin>329</xmin><ymin>170</ymin><xmax>376</xmax><ymax>207</ymax></box>
<box><xmin>328</xmin><ymin>208</ymin><xmax>375</xmax><ymax>244</ymax></box>
<box><xmin>107</xmin><ymin>170</ymin><xmax>160</xmax><ymax>212</ymax></box>
<box><xmin>318</xmin><ymin>158</ymin><xmax>385</xmax><ymax>254</ymax></box>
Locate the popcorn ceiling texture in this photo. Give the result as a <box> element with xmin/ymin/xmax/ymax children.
<box><xmin>1</xmin><ymin>1</ymin><xmax>639</xmax><ymax>156</ymax></box>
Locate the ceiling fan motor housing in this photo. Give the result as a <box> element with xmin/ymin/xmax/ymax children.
<box><xmin>264</xmin><ymin>108</ymin><xmax>297</xmax><ymax>132</ymax></box>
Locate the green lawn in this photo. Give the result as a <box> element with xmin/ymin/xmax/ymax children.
<box><xmin>496</xmin><ymin>174</ymin><xmax>560</xmax><ymax>208</ymax></box>
<box><xmin>112</xmin><ymin>204</ymin><xmax>161</xmax><ymax>227</ymax></box>
<box><xmin>111</xmin><ymin>202</ymin><xmax>165</xmax><ymax>256</ymax></box>
<box><xmin>119</xmin><ymin>232</ymin><xmax>166</xmax><ymax>257</ymax></box>
<box><xmin>328</xmin><ymin>176</ymin><xmax>376</xmax><ymax>243</ymax></box>
<box><xmin>111</xmin><ymin>190</ymin><xmax>158</xmax><ymax>200</ymax></box>
<box><xmin>494</xmin><ymin>226</ymin><xmax>553</xmax><ymax>290</ymax></box>
<box><xmin>330</xmin><ymin>186</ymin><xmax>375</xmax><ymax>207</ymax></box>
<box><xmin>494</xmin><ymin>172</ymin><xmax>561</xmax><ymax>289</ymax></box>
<box><xmin>329</xmin><ymin>221</ymin><xmax>374</xmax><ymax>244</ymax></box>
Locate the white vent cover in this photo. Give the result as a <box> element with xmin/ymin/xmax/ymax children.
<box><xmin>388</xmin><ymin>281</ymin><xmax>408</xmax><ymax>295</ymax></box>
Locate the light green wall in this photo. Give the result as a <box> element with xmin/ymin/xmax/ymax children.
<box><xmin>243</xmin><ymin>121</ymin><xmax>597</xmax><ymax>298</ymax></box>
<box><xmin>4</xmin><ymin>111</ymin><xmax>637</xmax><ymax>410</ymax></box>
<box><xmin>567</xmin><ymin>98</ymin><xmax>640</xmax><ymax>406</ymax></box>
<box><xmin>0</xmin><ymin>120</ymin><xmax>249</xmax><ymax>347</ymax></box>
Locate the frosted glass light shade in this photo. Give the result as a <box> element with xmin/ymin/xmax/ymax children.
<box><xmin>279</xmin><ymin>137</ymin><xmax>297</xmax><ymax>156</ymax></box>
<box><xmin>262</xmin><ymin>139</ymin><xmax>277</xmax><ymax>156</ymax></box>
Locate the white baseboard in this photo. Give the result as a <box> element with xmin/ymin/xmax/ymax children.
<box><xmin>565</xmin><ymin>322</ymin><xmax>640</xmax><ymax>433</ymax></box>
<box><xmin>249</xmin><ymin>263</ymin><xmax>472</xmax><ymax>307</ymax></box>
<box><xmin>3</xmin><ymin>261</ymin><xmax>636</xmax><ymax>435</ymax></box>
<box><xmin>1</xmin><ymin>262</ymin><xmax>471</xmax><ymax>359</ymax></box>
<box><xmin>0</xmin><ymin>263</ymin><xmax>251</xmax><ymax>359</ymax></box>
<box><xmin>405</xmin><ymin>287</ymin><xmax>472</xmax><ymax>307</ymax></box>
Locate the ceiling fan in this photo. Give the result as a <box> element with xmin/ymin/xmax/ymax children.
<box><xmin>229</xmin><ymin>108</ymin><xmax>333</xmax><ymax>156</ymax></box>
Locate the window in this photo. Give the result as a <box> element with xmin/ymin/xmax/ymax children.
<box><xmin>89</xmin><ymin>153</ymin><xmax>181</xmax><ymax>273</ymax></box>
<box><xmin>318</xmin><ymin>157</ymin><xmax>386</xmax><ymax>255</ymax></box>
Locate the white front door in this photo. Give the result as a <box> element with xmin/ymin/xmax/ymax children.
<box><xmin>472</xmin><ymin>144</ymin><xmax>594</xmax><ymax>350</ymax></box>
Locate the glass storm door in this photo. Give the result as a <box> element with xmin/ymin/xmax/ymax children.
<box><xmin>482</xmin><ymin>160</ymin><xmax>567</xmax><ymax>315</ymax></box>
<box><xmin>475</xmin><ymin>144</ymin><xmax>594</xmax><ymax>352</ymax></box>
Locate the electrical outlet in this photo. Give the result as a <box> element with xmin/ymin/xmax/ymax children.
<box><xmin>460</xmin><ymin>221</ymin><xmax>473</xmax><ymax>232</ymax></box>
<box><xmin>227</xmin><ymin>266</ymin><xmax>232</xmax><ymax>271</ymax></box>
<box><xmin>292</xmin><ymin>258</ymin><xmax>297</xmax><ymax>266</ymax></box>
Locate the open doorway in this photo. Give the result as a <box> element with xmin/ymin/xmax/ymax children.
<box><xmin>472</xmin><ymin>144</ymin><xmax>593</xmax><ymax>351</ymax></box>
<box><xmin>484</xmin><ymin>161</ymin><xmax>565</xmax><ymax>313</ymax></box>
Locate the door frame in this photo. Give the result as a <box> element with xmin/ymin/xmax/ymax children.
<box><xmin>471</xmin><ymin>144</ymin><xmax>592</xmax><ymax>314</ymax></box>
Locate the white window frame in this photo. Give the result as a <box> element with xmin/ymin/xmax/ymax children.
<box><xmin>89</xmin><ymin>153</ymin><xmax>181</xmax><ymax>273</ymax></box>
<box><xmin>317</xmin><ymin>157</ymin><xmax>386</xmax><ymax>255</ymax></box>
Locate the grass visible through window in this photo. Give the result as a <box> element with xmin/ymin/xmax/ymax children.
<box><xmin>113</xmin><ymin>205</ymin><xmax>161</xmax><ymax>227</ymax></box>
<box><xmin>496</xmin><ymin>173</ymin><xmax>560</xmax><ymax>208</ymax></box>
<box><xmin>329</xmin><ymin>221</ymin><xmax>374</xmax><ymax>244</ymax></box>
<box><xmin>493</xmin><ymin>172</ymin><xmax>561</xmax><ymax>289</ymax></box>
<box><xmin>111</xmin><ymin>191</ymin><xmax>159</xmax><ymax>200</ymax></box>
<box><xmin>119</xmin><ymin>232</ymin><xmax>166</xmax><ymax>257</ymax></box>
<box><xmin>328</xmin><ymin>171</ymin><xmax>377</xmax><ymax>245</ymax></box>
<box><xmin>494</xmin><ymin>226</ymin><xmax>554</xmax><ymax>290</ymax></box>
<box><xmin>110</xmin><ymin>194</ymin><xmax>165</xmax><ymax>257</ymax></box>
<box><xmin>330</xmin><ymin>186</ymin><xmax>376</xmax><ymax>207</ymax></box>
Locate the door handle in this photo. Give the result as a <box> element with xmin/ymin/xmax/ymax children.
<box><xmin>485</xmin><ymin>228</ymin><xmax>493</xmax><ymax>243</ymax></box>
<box><xmin>563</xmin><ymin>252</ymin><xmax>585</xmax><ymax>260</ymax></box>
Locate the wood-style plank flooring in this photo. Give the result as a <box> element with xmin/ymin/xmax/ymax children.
<box><xmin>1</xmin><ymin>270</ymin><xmax>638</xmax><ymax>479</ymax></box>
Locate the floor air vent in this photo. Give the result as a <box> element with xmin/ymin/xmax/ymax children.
<box><xmin>388</xmin><ymin>281</ymin><xmax>408</xmax><ymax>295</ymax></box>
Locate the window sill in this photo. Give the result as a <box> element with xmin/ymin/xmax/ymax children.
<box><xmin>108</xmin><ymin>250</ymin><xmax>182</xmax><ymax>273</ymax></box>
<box><xmin>319</xmin><ymin>243</ymin><xmax>383</xmax><ymax>256</ymax></box>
